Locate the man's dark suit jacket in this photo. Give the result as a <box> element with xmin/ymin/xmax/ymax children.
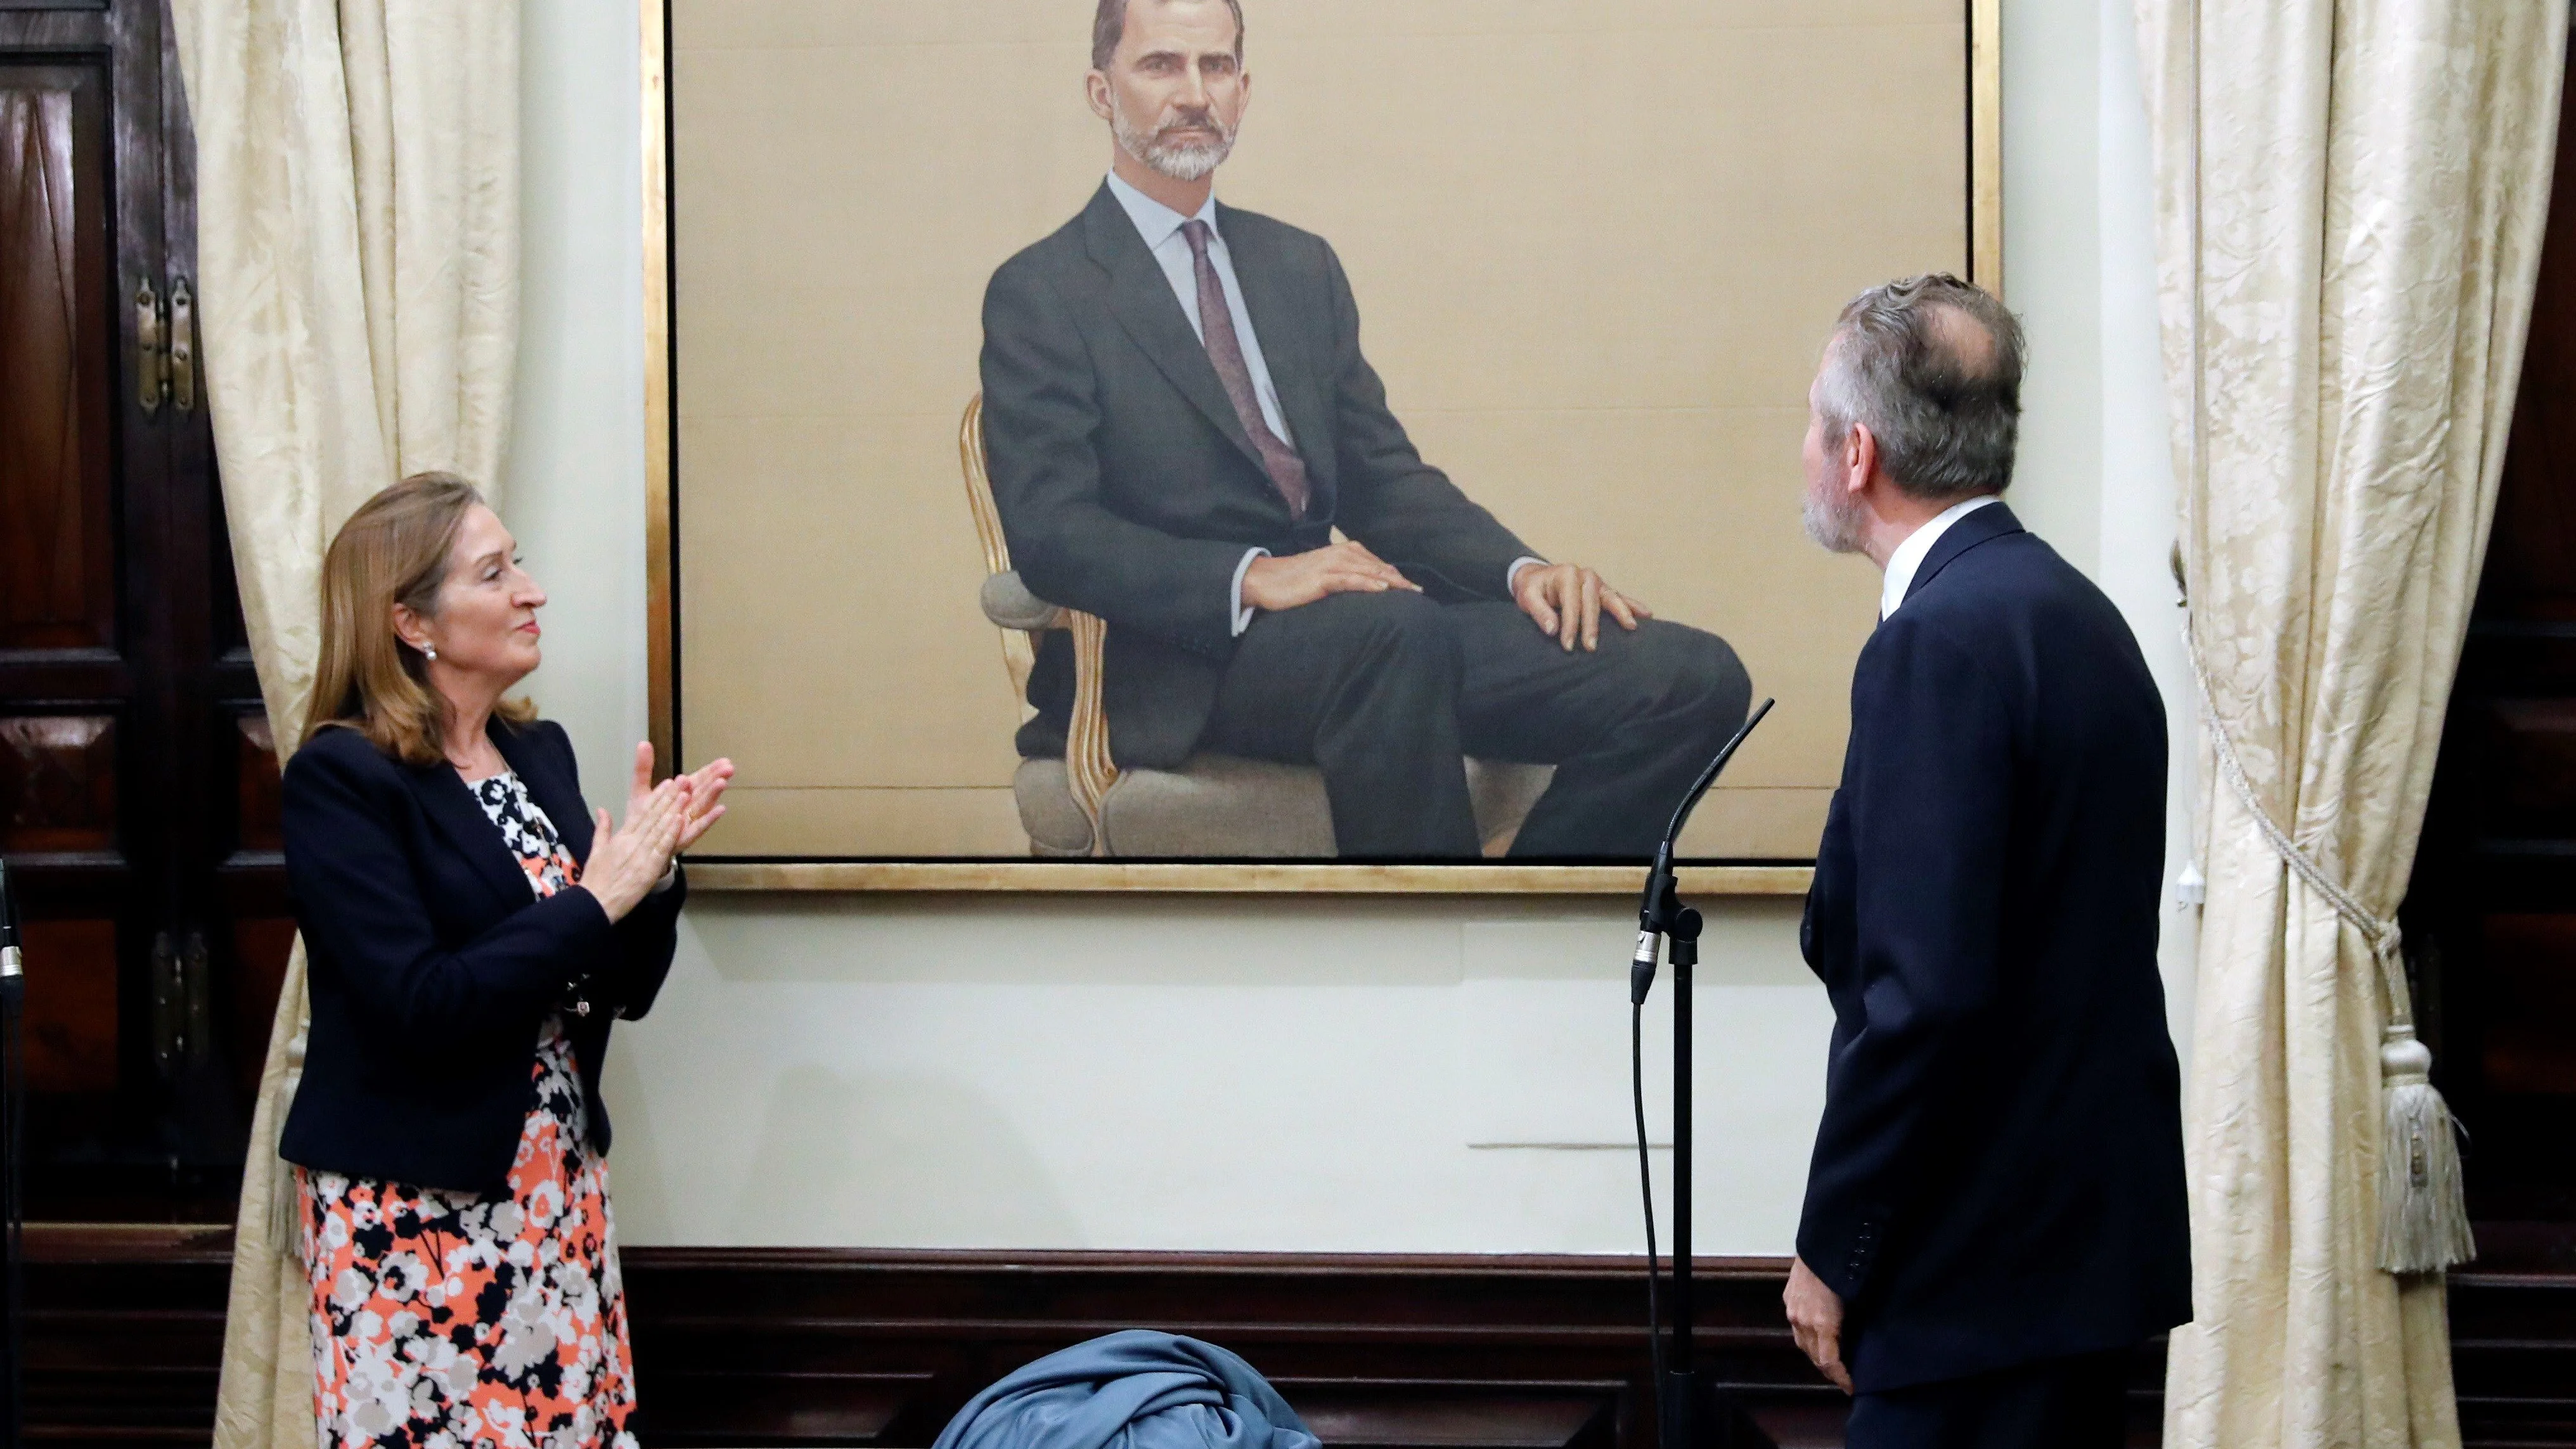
<box><xmin>279</xmin><ymin>718</ymin><xmax>683</xmax><ymax>1196</ymax></box>
<box><xmin>1797</xmin><ymin>503</ymin><xmax>2190</xmax><ymax>1394</ymax></box>
<box><xmin>980</xmin><ymin>183</ymin><xmax>1534</xmax><ymax>768</ymax></box>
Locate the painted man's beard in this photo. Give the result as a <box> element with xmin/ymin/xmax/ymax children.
<box><xmin>1114</xmin><ymin>96</ymin><xmax>1237</xmax><ymax>182</ymax></box>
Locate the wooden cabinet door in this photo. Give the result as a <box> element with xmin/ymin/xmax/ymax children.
<box><xmin>1</xmin><ymin>0</ymin><xmax>290</xmax><ymax>1222</ymax></box>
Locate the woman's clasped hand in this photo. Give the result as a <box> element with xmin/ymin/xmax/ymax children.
<box><xmin>582</xmin><ymin>743</ymin><xmax>733</xmax><ymax>922</ymax></box>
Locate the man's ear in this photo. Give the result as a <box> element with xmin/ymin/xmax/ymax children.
<box><xmin>1845</xmin><ymin>423</ymin><xmax>1879</xmax><ymax>496</ymax></box>
<box><xmin>1085</xmin><ymin>70</ymin><xmax>1115</xmax><ymax>123</ymax></box>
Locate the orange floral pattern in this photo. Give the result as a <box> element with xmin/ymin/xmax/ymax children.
<box><xmin>299</xmin><ymin>1033</ymin><xmax>636</xmax><ymax>1449</ymax></box>
<box><xmin>297</xmin><ymin>768</ymin><xmax>634</xmax><ymax>1449</ymax></box>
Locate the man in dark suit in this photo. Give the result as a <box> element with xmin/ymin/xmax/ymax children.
<box><xmin>1782</xmin><ymin>274</ymin><xmax>2191</xmax><ymax>1446</ymax></box>
<box><xmin>978</xmin><ymin>0</ymin><xmax>1751</xmax><ymax>858</ymax></box>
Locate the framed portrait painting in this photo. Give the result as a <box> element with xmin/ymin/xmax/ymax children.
<box><xmin>645</xmin><ymin>0</ymin><xmax>2001</xmax><ymax>892</ymax></box>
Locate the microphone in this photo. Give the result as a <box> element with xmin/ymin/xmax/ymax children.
<box><xmin>0</xmin><ymin>859</ymin><xmax>19</xmax><ymax>1008</ymax></box>
<box><xmin>1630</xmin><ymin>698</ymin><xmax>1774</xmax><ymax>1005</ymax></box>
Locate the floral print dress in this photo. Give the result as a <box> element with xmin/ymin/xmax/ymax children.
<box><xmin>299</xmin><ymin>771</ymin><xmax>639</xmax><ymax>1449</ymax></box>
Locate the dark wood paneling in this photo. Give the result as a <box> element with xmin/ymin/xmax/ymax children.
<box><xmin>0</xmin><ymin>1235</ymin><xmax>1855</xmax><ymax>1449</ymax></box>
<box><xmin>1298</xmin><ymin>1395</ymin><xmax>1611</xmax><ymax>1449</ymax></box>
<box><xmin>217</xmin><ymin>709</ymin><xmax>290</xmax><ymax>1098</ymax></box>
<box><xmin>231</xmin><ymin>712</ymin><xmax>280</xmax><ymax>851</ymax></box>
<box><xmin>2409</xmin><ymin>40</ymin><xmax>2576</xmax><ymax>1225</ymax></box>
<box><xmin>226</xmin><ymin>915</ymin><xmax>294</xmax><ymax>1072</ymax></box>
<box><xmin>619</xmin><ymin>1247</ymin><xmax>1766</xmax><ymax>1449</ymax></box>
<box><xmin>612</xmin><ymin>1248</ymin><xmax>2178</xmax><ymax>1449</ymax></box>
<box><xmin>2489</xmin><ymin>31</ymin><xmax>2576</xmax><ymax>628</ymax></box>
<box><xmin>23</xmin><ymin>1225</ymin><xmax>233</xmax><ymax>1447</ymax></box>
<box><xmin>1</xmin><ymin>712</ymin><xmax>117</xmax><ymax>853</ymax></box>
<box><xmin>2478</xmin><ymin>699</ymin><xmax>2576</xmax><ymax>830</ymax></box>
<box><xmin>2451</xmin><ymin>1232</ymin><xmax>2576</xmax><ymax>1449</ymax></box>
<box><xmin>20</xmin><ymin>914</ymin><xmax>115</xmax><ymax>1092</ymax></box>
<box><xmin>642</xmin><ymin>1370</ymin><xmax>929</xmax><ymax>1445</ymax></box>
<box><xmin>2480</xmin><ymin>915</ymin><xmax>2576</xmax><ymax>1095</ymax></box>
<box><xmin>0</xmin><ymin>61</ymin><xmax>114</xmax><ymax>654</ymax></box>
<box><xmin>25</xmin><ymin>1232</ymin><xmax>2576</xmax><ymax>1449</ymax></box>
<box><xmin>5</xmin><ymin>0</ymin><xmax>281</xmax><ymax>1219</ymax></box>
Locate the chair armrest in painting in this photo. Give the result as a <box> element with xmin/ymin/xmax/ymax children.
<box><xmin>981</xmin><ymin>571</ymin><xmax>1067</xmax><ymax>633</ymax></box>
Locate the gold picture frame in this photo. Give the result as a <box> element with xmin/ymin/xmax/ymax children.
<box><xmin>643</xmin><ymin>0</ymin><xmax>2003</xmax><ymax>894</ymax></box>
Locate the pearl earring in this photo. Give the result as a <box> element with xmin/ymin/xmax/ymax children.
<box><xmin>424</xmin><ymin>645</ymin><xmax>438</xmax><ymax>661</ymax></box>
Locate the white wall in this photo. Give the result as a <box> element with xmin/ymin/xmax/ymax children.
<box><xmin>2003</xmin><ymin>1</ymin><xmax>2202</xmax><ymax>1057</ymax></box>
<box><xmin>506</xmin><ymin>0</ymin><xmax>2195</xmax><ymax>1252</ymax></box>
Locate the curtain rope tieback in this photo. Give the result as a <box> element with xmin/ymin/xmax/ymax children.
<box><xmin>2184</xmin><ymin>620</ymin><xmax>2476</xmax><ymax>1275</ymax></box>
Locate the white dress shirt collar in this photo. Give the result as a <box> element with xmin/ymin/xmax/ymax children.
<box><xmin>1100</xmin><ymin>169</ymin><xmax>1294</xmax><ymax>448</ymax></box>
<box><xmin>1879</xmin><ymin>494</ymin><xmax>2002</xmax><ymax>621</ymax></box>
<box><xmin>1105</xmin><ymin>169</ymin><xmax>1216</xmax><ymax>252</ymax></box>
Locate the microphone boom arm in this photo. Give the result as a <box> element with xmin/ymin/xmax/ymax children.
<box><xmin>1624</xmin><ymin>699</ymin><xmax>1774</xmax><ymax>1449</ymax></box>
<box><xmin>1632</xmin><ymin>698</ymin><xmax>1774</xmax><ymax>1006</ymax></box>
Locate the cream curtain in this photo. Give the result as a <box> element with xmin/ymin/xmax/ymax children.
<box><xmin>167</xmin><ymin>3</ymin><xmax>519</xmax><ymax>1446</ymax></box>
<box><xmin>2136</xmin><ymin>1</ymin><xmax>2565</xmax><ymax>1445</ymax></box>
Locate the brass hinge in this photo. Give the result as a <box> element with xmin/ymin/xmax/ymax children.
<box><xmin>134</xmin><ymin>278</ymin><xmax>165</xmax><ymax>414</ymax></box>
<box><xmin>133</xmin><ymin>274</ymin><xmax>197</xmax><ymax>415</ymax></box>
<box><xmin>150</xmin><ymin>929</ymin><xmax>215</xmax><ymax>1076</ymax></box>
<box><xmin>169</xmin><ymin>276</ymin><xmax>195</xmax><ymax>413</ymax></box>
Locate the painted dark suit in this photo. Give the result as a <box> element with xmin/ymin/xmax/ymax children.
<box><xmin>978</xmin><ymin>183</ymin><xmax>1749</xmax><ymax>857</ymax></box>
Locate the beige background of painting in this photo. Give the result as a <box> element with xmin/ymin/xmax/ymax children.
<box><xmin>671</xmin><ymin>1</ymin><xmax>1968</xmax><ymax>858</ymax></box>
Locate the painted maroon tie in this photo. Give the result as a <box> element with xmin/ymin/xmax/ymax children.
<box><xmin>1182</xmin><ymin>219</ymin><xmax>1310</xmax><ymax>520</ymax></box>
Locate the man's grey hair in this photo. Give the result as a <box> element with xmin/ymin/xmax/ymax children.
<box><xmin>1092</xmin><ymin>0</ymin><xmax>1246</xmax><ymax>71</ymax></box>
<box><xmin>1815</xmin><ymin>274</ymin><xmax>2026</xmax><ymax>502</ymax></box>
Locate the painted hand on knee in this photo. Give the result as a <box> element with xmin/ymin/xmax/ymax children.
<box><xmin>1513</xmin><ymin>562</ymin><xmax>1651</xmax><ymax>652</ymax></box>
<box><xmin>1242</xmin><ymin>541</ymin><xmax>1422</xmax><ymax>614</ymax></box>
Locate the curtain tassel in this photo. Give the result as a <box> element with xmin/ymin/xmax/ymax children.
<box><xmin>2376</xmin><ymin>1017</ymin><xmax>2475</xmax><ymax>1275</ymax></box>
<box><xmin>2189</xmin><ymin>629</ymin><xmax>2477</xmax><ymax>1277</ymax></box>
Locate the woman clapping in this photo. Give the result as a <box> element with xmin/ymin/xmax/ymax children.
<box><xmin>279</xmin><ymin>472</ymin><xmax>729</xmax><ymax>1449</ymax></box>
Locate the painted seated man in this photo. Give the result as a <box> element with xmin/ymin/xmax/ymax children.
<box><xmin>979</xmin><ymin>0</ymin><xmax>1751</xmax><ymax>858</ymax></box>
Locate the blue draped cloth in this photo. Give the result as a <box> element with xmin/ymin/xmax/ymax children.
<box><xmin>931</xmin><ymin>1331</ymin><xmax>1320</xmax><ymax>1449</ymax></box>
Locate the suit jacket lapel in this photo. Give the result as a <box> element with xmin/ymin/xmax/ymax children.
<box><xmin>408</xmin><ymin>748</ymin><xmax>538</xmax><ymax>921</ymax></box>
<box><xmin>1221</xmin><ymin>202</ymin><xmax>1336</xmax><ymax>518</ymax></box>
<box><xmin>1902</xmin><ymin>501</ymin><xmax>2025</xmax><ymax>607</ymax></box>
<box><xmin>492</xmin><ymin>721</ymin><xmax>593</xmax><ymax>868</ymax></box>
<box><xmin>1083</xmin><ymin>186</ymin><xmax>1270</xmax><ymax>477</ymax></box>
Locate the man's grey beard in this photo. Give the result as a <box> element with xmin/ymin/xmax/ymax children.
<box><xmin>1802</xmin><ymin>475</ymin><xmax>1866</xmax><ymax>553</ymax></box>
<box><xmin>1112</xmin><ymin>97</ymin><xmax>1236</xmax><ymax>182</ymax></box>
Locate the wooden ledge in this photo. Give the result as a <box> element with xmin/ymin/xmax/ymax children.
<box><xmin>22</xmin><ymin>1221</ymin><xmax>236</xmax><ymax>1263</ymax></box>
<box><xmin>684</xmin><ymin>861</ymin><xmax>1814</xmax><ymax>896</ymax></box>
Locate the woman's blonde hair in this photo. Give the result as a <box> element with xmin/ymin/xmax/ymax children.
<box><xmin>304</xmin><ymin>472</ymin><xmax>534</xmax><ymax>764</ymax></box>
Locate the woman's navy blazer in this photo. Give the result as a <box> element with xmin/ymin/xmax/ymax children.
<box><xmin>278</xmin><ymin>716</ymin><xmax>684</xmax><ymax>1195</ymax></box>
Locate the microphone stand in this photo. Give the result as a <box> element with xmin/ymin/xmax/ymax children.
<box><xmin>1630</xmin><ymin>699</ymin><xmax>1774</xmax><ymax>1449</ymax></box>
<box><xmin>1</xmin><ymin>860</ymin><xmax>24</xmax><ymax>1449</ymax></box>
